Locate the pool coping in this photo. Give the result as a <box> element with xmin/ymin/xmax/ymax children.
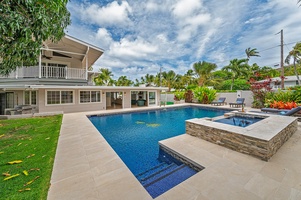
<box><xmin>186</xmin><ymin>111</ymin><xmax>298</xmax><ymax>161</ymax></box>
<box><xmin>47</xmin><ymin>104</ymin><xmax>301</xmax><ymax>200</ymax></box>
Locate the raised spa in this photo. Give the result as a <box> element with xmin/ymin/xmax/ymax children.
<box><xmin>186</xmin><ymin>112</ymin><xmax>298</xmax><ymax>161</ymax></box>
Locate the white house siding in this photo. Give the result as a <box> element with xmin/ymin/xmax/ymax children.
<box><xmin>37</xmin><ymin>89</ymin><xmax>106</xmax><ymax>114</ymax></box>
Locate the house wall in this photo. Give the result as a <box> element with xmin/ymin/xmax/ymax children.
<box><xmin>271</xmin><ymin>81</ymin><xmax>297</xmax><ymax>89</ymax></box>
<box><xmin>36</xmin><ymin>88</ymin><xmax>161</xmax><ymax>114</ymax></box>
<box><xmin>38</xmin><ymin>89</ymin><xmax>106</xmax><ymax>113</ymax></box>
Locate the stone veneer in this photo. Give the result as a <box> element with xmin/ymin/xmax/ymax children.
<box><xmin>186</xmin><ymin>112</ymin><xmax>298</xmax><ymax>161</ymax></box>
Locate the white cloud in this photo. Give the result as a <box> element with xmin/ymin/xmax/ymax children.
<box><xmin>79</xmin><ymin>1</ymin><xmax>132</xmax><ymax>27</ymax></box>
<box><xmin>109</xmin><ymin>37</ymin><xmax>158</xmax><ymax>59</ymax></box>
<box><xmin>66</xmin><ymin>0</ymin><xmax>301</xmax><ymax>81</ymax></box>
<box><xmin>172</xmin><ymin>0</ymin><xmax>202</xmax><ymax>19</ymax></box>
<box><xmin>95</xmin><ymin>28</ymin><xmax>113</xmax><ymax>49</ymax></box>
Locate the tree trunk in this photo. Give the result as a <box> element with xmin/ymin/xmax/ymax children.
<box><xmin>231</xmin><ymin>78</ymin><xmax>234</xmax><ymax>90</ymax></box>
<box><xmin>294</xmin><ymin>58</ymin><xmax>301</xmax><ymax>85</ymax></box>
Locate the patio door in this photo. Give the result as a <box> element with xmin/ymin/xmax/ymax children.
<box><xmin>148</xmin><ymin>91</ymin><xmax>156</xmax><ymax>106</ymax></box>
<box><xmin>0</xmin><ymin>93</ymin><xmax>6</xmax><ymax>115</ymax></box>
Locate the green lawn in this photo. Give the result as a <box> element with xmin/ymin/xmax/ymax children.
<box><xmin>0</xmin><ymin>115</ymin><xmax>63</xmax><ymax>200</ymax></box>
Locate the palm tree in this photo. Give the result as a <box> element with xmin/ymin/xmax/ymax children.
<box><xmin>298</xmin><ymin>0</ymin><xmax>301</xmax><ymax>6</ymax></box>
<box><xmin>162</xmin><ymin>70</ymin><xmax>179</xmax><ymax>92</ymax></box>
<box><xmin>245</xmin><ymin>47</ymin><xmax>260</xmax><ymax>64</ymax></box>
<box><xmin>115</xmin><ymin>76</ymin><xmax>133</xmax><ymax>86</ymax></box>
<box><xmin>285</xmin><ymin>42</ymin><xmax>301</xmax><ymax>85</ymax></box>
<box><xmin>144</xmin><ymin>74</ymin><xmax>155</xmax><ymax>86</ymax></box>
<box><xmin>259</xmin><ymin>66</ymin><xmax>280</xmax><ymax>78</ymax></box>
<box><xmin>181</xmin><ymin>69</ymin><xmax>196</xmax><ymax>87</ymax></box>
<box><xmin>222</xmin><ymin>58</ymin><xmax>249</xmax><ymax>90</ymax></box>
<box><xmin>193</xmin><ymin>61</ymin><xmax>217</xmax><ymax>86</ymax></box>
<box><xmin>94</xmin><ymin>68</ymin><xmax>114</xmax><ymax>86</ymax></box>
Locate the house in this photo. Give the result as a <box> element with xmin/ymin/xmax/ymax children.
<box><xmin>0</xmin><ymin>35</ymin><xmax>167</xmax><ymax>115</ymax></box>
<box><xmin>257</xmin><ymin>75</ymin><xmax>300</xmax><ymax>90</ymax></box>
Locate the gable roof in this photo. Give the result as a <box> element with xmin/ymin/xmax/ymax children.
<box><xmin>42</xmin><ymin>35</ymin><xmax>104</xmax><ymax>67</ymax></box>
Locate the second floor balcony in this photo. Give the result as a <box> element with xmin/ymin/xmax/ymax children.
<box><xmin>0</xmin><ymin>66</ymin><xmax>87</xmax><ymax>80</ymax></box>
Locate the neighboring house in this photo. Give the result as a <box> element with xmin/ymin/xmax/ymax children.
<box><xmin>257</xmin><ymin>75</ymin><xmax>300</xmax><ymax>90</ymax></box>
<box><xmin>0</xmin><ymin>35</ymin><xmax>167</xmax><ymax>115</ymax></box>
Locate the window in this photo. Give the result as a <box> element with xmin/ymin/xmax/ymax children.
<box><xmin>6</xmin><ymin>92</ymin><xmax>14</xmax><ymax>108</ymax></box>
<box><xmin>80</xmin><ymin>91</ymin><xmax>101</xmax><ymax>103</ymax></box>
<box><xmin>47</xmin><ymin>90</ymin><xmax>73</xmax><ymax>105</ymax></box>
<box><xmin>24</xmin><ymin>91</ymin><xmax>37</xmax><ymax>105</ymax></box>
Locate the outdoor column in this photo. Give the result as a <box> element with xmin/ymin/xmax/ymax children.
<box><xmin>38</xmin><ymin>50</ymin><xmax>42</xmax><ymax>78</ymax></box>
<box><xmin>85</xmin><ymin>47</ymin><xmax>89</xmax><ymax>80</ymax></box>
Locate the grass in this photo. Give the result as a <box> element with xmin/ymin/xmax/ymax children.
<box><xmin>0</xmin><ymin>115</ymin><xmax>63</xmax><ymax>200</ymax></box>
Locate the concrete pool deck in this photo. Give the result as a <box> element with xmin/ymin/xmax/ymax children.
<box><xmin>47</xmin><ymin>105</ymin><xmax>301</xmax><ymax>200</ymax></box>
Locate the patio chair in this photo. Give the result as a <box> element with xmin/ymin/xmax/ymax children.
<box><xmin>281</xmin><ymin>106</ymin><xmax>301</xmax><ymax>116</ymax></box>
<box><xmin>261</xmin><ymin>106</ymin><xmax>301</xmax><ymax>116</ymax></box>
<box><xmin>261</xmin><ymin>108</ymin><xmax>290</xmax><ymax>113</ymax></box>
<box><xmin>229</xmin><ymin>98</ymin><xmax>245</xmax><ymax>107</ymax></box>
<box><xmin>211</xmin><ymin>97</ymin><xmax>226</xmax><ymax>106</ymax></box>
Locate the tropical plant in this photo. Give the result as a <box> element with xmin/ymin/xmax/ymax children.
<box><xmin>291</xmin><ymin>86</ymin><xmax>301</xmax><ymax>103</ymax></box>
<box><xmin>245</xmin><ymin>47</ymin><xmax>260</xmax><ymax>64</ymax></box>
<box><xmin>193</xmin><ymin>61</ymin><xmax>217</xmax><ymax>86</ymax></box>
<box><xmin>216</xmin><ymin>79</ymin><xmax>250</xmax><ymax>91</ymax></box>
<box><xmin>144</xmin><ymin>74</ymin><xmax>155</xmax><ymax>86</ymax></box>
<box><xmin>193</xmin><ymin>87</ymin><xmax>217</xmax><ymax>104</ymax></box>
<box><xmin>285</xmin><ymin>42</ymin><xmax>301</xmax><ymax>85</ymax></box>
<box><xmin>0</xmin><ymin>0</ymin><xmax>71</xmax><ymax>75</ymax></box>
<box><xmin>180</xmin><ymin>69</ymin><xmax>196</xmax><ymax>87</ymax></box>
<box><xmin>94</xmin><ymin>68</ymin><xmax>114</xmax><ymax>86</ymax></box>
<box><xmin>162</xmin><ymin>70</ymin><xmax>179</xmax><ymax>92</ymax></box>
<box><xmin>222</xmin><ymin>58</ymin><xmax>249</xmax><ymax>90</ymax></box>
<box><xmin>264</xmin><ymin>90</ymin><xmax>295</xmax><ymax>106</ymax></box>
<box><xmin>184</xmin><ymin>90</ymin><xmax>194</xmax><ymax>103</ymax></box>
<box><xmin>115</xmin><ymin>76</ymin><xmax>133</xmax><ymax>86</ymax></box>
<box><xmin>174</xmin><ymin>91</ymin><xmax>185</xmax><ymax>101</ymax></box>
<box><xmin>249</xmin><ymin>77</ymin><xmax>272</xmax><ymax>108</ymax></box>
<box><xmin>268</xmin><ymin>100</ymin><xmax>297</xmax><ymax>109</ymax></box>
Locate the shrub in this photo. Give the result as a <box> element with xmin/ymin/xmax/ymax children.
<box><xmin>174</xmin><ymin>91</ymin><xmax>185</xmax><ymax>100</ymax></box>
<box><xmin>184</xmin><ymin>90</ymin><xmax>193</xmax><ymax>103</ymax></box>
<box><xmin>264</xmin><ymin>90</ymin><xmax>294</xmax><ymax>105</ymax></box>
<box><xmin>193</xmin><ymin>87</ymin><xmax>216</xmax><ymax>104</ymax></box>
<box><xmin>249</xmin><ymin>78</ymin><xmax>272</xmax><ymax>108</ymax></box>
<box><xmin>269</xmin><ymin>101</ymin><xmax>297</xmax><ymax>109</ymax></box>
<box><xmin>216</xmin><ymin>79</ymin><xmax>250</xmax><ymax>90</ymax></box>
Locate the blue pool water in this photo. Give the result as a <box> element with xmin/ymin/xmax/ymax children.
<box><xmin>89</xmin><ymin>106</ymin><xmax>227</xmax><ymax>197</ymax></box>
<box><xmin>215</xmin><ymin>116</ymin><xmax>264</xmax><ymax>127</ymax></box>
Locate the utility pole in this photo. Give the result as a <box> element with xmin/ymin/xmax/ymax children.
<box><xmin>159</xmin><ymin>67</ymin><xmax>162</xmax><ymax>87</ymax></box>
<box><xmin>280</xmin><ymin>29</ymin><xmax>284</xmax><ymax>89</ymax></box>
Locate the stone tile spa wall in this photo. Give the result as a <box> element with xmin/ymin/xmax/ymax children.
<box><xmin>186</xmin><ymin>118</ymin><xmax>298</xmax><ymax>161</ymax></box>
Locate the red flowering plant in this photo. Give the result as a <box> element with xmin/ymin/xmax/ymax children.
<box><xmin>248</xmin><ymin>77</ymin><xmax>272</xmax><ymax>108</ymax></box>
<box><xmin>270</xmin><ymin>101</ymin><xmax>297</xmax><ymax>109</ymax></box>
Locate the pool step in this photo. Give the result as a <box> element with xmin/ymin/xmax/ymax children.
<box><xmin>140</xmin><ymin>163</ymin><xmax>178</xmax><ymax>184</ymax></box>
<box><xmin>135</xmin><ymin>162</ymin><xmax>169</xmax><ymax>180</ymax></box>
<box><xmin>144</xmin><ymin>164</ymin><xmax>197</xmax><ymax>198</ymax></box>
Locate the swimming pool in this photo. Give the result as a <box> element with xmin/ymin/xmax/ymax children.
<box><xmin>89</xmin><ymin>106</ymin><xmax>227</xmax><ymax>197</ymax></box>
<box><xmin>215</xmin><ymin>116</ymin><xmax>264</xmax><ymax>127</ymax></box>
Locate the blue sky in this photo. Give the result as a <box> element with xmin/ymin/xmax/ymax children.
<box><xmin>66</xmin><ymin>0</ymin><xmax>301</xmax><ymax>81</ymax></box>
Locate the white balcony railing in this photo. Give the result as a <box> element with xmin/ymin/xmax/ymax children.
<box><xmin>0</xmin><ymin>66</ymin><xmax>86</xmax><ymax>80</ymax></box>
